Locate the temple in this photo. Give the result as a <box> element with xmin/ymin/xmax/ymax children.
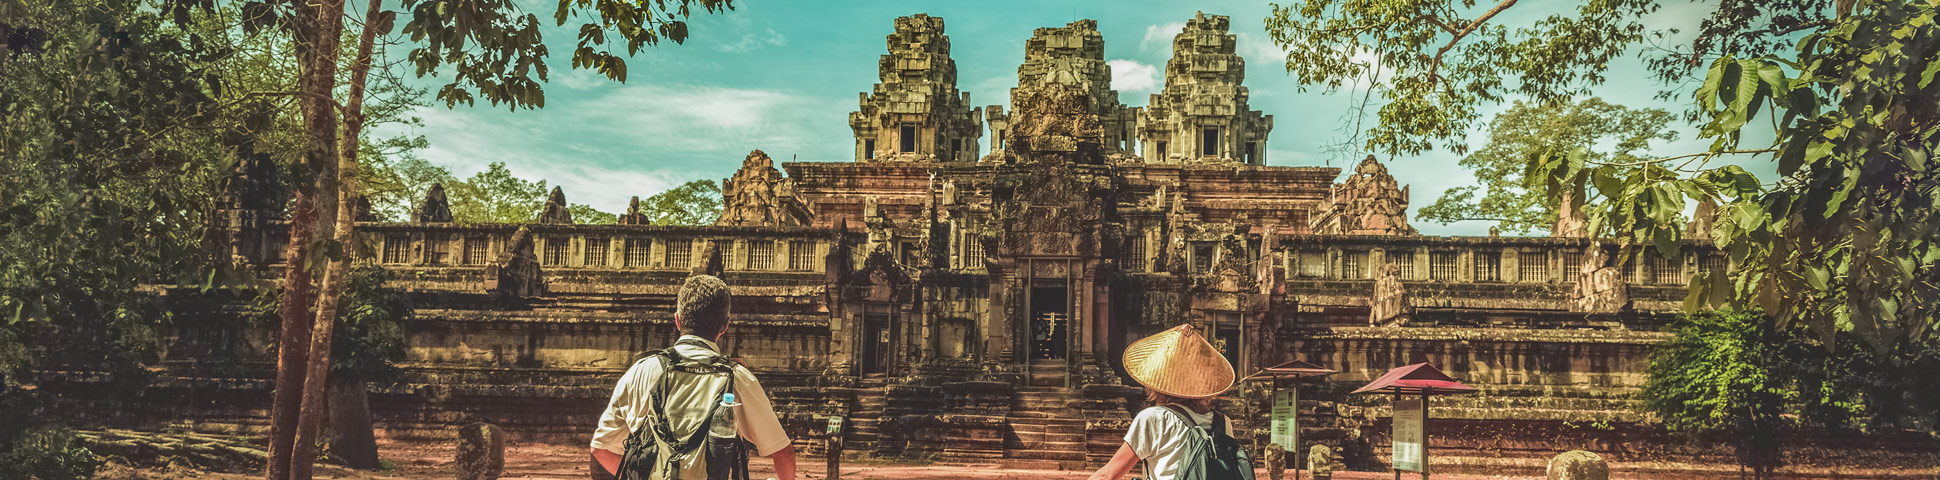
<box><xmin>85</xmin><ymin>12</ymin><xmax>1916</xmax><ymax>476</ymax></box>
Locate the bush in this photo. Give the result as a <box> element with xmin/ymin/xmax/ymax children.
<box><xmin>0</xmin><ymin>429</ymin><xmax>96</xmax><ymax>480</ymax></box>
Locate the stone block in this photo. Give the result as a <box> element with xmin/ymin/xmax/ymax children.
<box><xmin>1547</xmin><ymin>450</ymin><xmax>1608</xmax><ymax>480</ymax></box>
<box><xmin>456</xmin><ymin>422</ymin><xmax>504</xmax><ymax>480</ymax></box>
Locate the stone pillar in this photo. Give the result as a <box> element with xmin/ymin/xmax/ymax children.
<box><xmin>1547</xmin><ymin>450</ymin><xmax>1609</xmax><ymax>480</ymax></box>
<box><xmin>456</xmin><ymin>423</ymin><xmax>504</xmax><ymax>480</ymax></box>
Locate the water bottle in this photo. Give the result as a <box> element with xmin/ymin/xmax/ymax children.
<box><xmin>712</xmin><ymin>392</ymin><xmax>740</xmax><ymax>438</ymax></box>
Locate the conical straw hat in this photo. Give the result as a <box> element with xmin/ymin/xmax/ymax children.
<box><xmin>1122</xmin><ymin>324</ymin><xmax>1235</xmax><ymax>399</ymax></box>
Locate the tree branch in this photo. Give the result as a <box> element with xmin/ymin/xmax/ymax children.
<box><xmin>1427</xmin><ymin>0</ymin><xmax>1519</xmax><ymax>82</ymax></box>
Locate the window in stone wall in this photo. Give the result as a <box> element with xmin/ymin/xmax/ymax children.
<box><xmin>900</xmin><ymin>125</ymin><xmax>917</xmax><ymax>153</ymax></box>
<box><xmin>1298</xmin><ymin>250</ymin><xmax>1325</xmax><ymax>278</ymax></box>
<box><xmin>1517</xmin><ymin>250</ymin><xmax>1548</xmax><ymax>282</ymax></box>
<box><xmin>382</xmin><ymin>234</ymin><xmax>409</xmax><ymax>264</ymax></box>
<box><xmin>789</xmin><ymin>240</ymin><xmax>816</xmax><ymax>271</ymax></box>
<box><xmin>585</xmin><ymin>237</ymin><xmax>608</xmax><ymax>267</ymax></box>
<box><xmin>1343</xmin><ymin>251</ymin><xmax>1367</xmax><ymax>279</ymax></box>
<box><xmin>625</xmin><ymin>238</ymin><xmax>650</xmax><ymax>268</ymax></box>
<box><xmin>1192</xmin><ymin>243</ymin><xmax>1215</xmax><ymax>274</ymax></box>
<box><xmin>1386</xmin><ymin>249</ymin><xmax>1415</xmax><ymax>279</ymax></box>
<box><xmin>1123</xmin><ymin>234</ymin><xmax>1147</xmax><ymax>272</ymax></box>
<box><xmin>1157</xmin><ymin>140</ymin><xmax>1169</xmax><ymax>157</ymax></box>
<box><xmin>1649</xmin><ymin>252</ymin><xmax>1683</xmax><ymax>284</ymax></box>
<box><xmin>1429</xmin><ymin>251</ymin><xmax>1458</xmax><ymax>280</ymax></box>
<box><xmin>952</xmin><ymin>139</ymin><xmax>962</xmax><ymax>158</ymax></box>
<box><xmin>427</xmin><ymin>235</ymin><xmax>449</xmax><ymax>265</ymax></box>
<box><xmin>1699</xmin><ymin>254</ymin><xmax>1728</xmax><ymax>277</ymax></box>
<box><xmin>665</xmin><ymin>239</ymin><xmax>692</xmax><ymax>269</ymax></box>
<box><xmin>464</xmin><ymin>236</ymin><xmax>490</xmax><ymax>265</ymax></box>
<box><xmin>1245</xmin><ymin>142</ymin><xmax>1258</xmax><ymax>165</ymax></box>
<box><xmin>1561</xmin><ymin>250</ymin><xmax>1583</xmax><ymax>277</ymax></box>
<box><xmin>542</xmin><ymin>237</ymin><xmax>568</xmax><ymax>266</ymax></box>
<box><xmin>1621</xmin><ymin>253</ymin><xmax>1639</xmax><ymax>284</ymax></box>
<box><xmin>747</xmin><ymin>240</ymin><xmax>775</xmax><ymax>270</ymax></box>
<box><xmin>864</xmin><ymin>140</ymin><xmax>876</xmax><ymax>160</ymax></box>
<box><xmin>1201</xmin><ymin>127</ymin><xmax>1220</xmax><ymax>157</ymax></box>
<box><xmin>1474</xmin><ymin>251</ymin><xmax>1501</xmax><ymax>282</ymax></box>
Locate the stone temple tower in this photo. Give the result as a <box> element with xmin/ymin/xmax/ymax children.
<box><xmin>985</xmin><ymin>19</ymin><xmax>1140</xmax><ymax>159</ymax></box>
<box><xmin>850</xmin><ymin>14</ymin><xmax>984</xmax><ymax>163</ymax></box>
<box><xmin>1137</xmin><ymin>12</ymin><xmax>1274</xmax><ymax>165</ymax></box>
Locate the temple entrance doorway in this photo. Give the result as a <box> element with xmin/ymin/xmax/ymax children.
<box><xmin>1029</xmin><ymin>285</ymin><xmax>1068</xmax><ymax>361</ymax></box>
<box><xmin>861</xmin><ymin>310</ymin><xmax>894</xmax><ymax>375</ymax></box>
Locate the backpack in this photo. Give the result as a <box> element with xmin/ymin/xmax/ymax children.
<box><xmin>1147</xmin><ymin>405</ymin><xmax>1256</xmax><ymax>480</ymax></box>
<box><xmin>617</xmin><ymin>338</ymin><xmax>752</xmax><ymax>480</ymax></box>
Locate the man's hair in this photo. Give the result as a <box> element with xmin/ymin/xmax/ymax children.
<box><xmin>675</xmin><ymin>275</ymin><xmax>732</xmax><ymax>339</ymax></box>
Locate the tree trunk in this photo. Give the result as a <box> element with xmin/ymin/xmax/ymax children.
<box><xmin>266</xmin><ymin>190</ymin><xmax>317</xmax><ymax>480</ymax></box>
<box><xmin>327</xmin><ymin>377</ymin><xmax>381</xmax><ymax>469</ymax></box>
<box><xmin>286</xmin><ymin>0</ymin><xmax>349</xmax><ymax>476</ymax></box>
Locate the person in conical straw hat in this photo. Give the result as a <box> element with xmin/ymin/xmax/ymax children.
<box><xmin>1089</xmin><ymin>324</ymin><xmax>1247</xmax><ymax>480</ymax></box>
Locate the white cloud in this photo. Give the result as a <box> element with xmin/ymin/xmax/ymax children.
<box><xmin>375</xmin><ymin>83</ymin><xmax>846</xmax><ymax>215</ymax></box>
<box><xmin>1142</xmin><ymin>21</ymin><xmax>1186</xmax><ymax>53</ymax></box>
<box><xmin>1108</xmin><ymin>59</ymin><xmax>1161</xmax><ymax>94</ymax></box>
<box><xmin>716</xmin><ymin>28</ymin><xmax>788</xmax><ymax>53</ymax></box>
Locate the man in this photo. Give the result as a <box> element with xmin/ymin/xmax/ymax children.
<box><xmin>592</xmin><ymin>275</ymin><xmax>798</xmax><ymax>479</ymax></box>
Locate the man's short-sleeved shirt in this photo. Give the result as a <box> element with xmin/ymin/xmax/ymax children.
<box><xmin>1122</xmin><ymin>405</ymin><xmax>1232</xmax><ymax>480</ymax></box>
<box><xmin>591</xmin><ymin>335</ymin><xmax>793</xmax><ymax>457</ymax></box>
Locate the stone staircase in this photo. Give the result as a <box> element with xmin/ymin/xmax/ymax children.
<box><xmin>846</xmin><ymin>376</ymin><xmax>888</xmax><ymax>448</ymax></box>
<box><xmin>1004</xmin><ymin>386</ymin><xmax>1089</xmax><ymax>468</ymax></box>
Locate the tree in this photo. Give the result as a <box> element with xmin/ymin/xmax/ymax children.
<box><xmin>359</xmin><ymin>149</ymin><xmax>455</xmax><ymax>221</ymax></box>
<box><xmin>246</xmin><ymin>265</ymin><xmax>408</xmax><ymax>469</ymax></box>
<box><xmin>1643</xmin><ymin>309</ymin><xmax>1796</xmax><ymax>479</ymax></box>
<box><xmin>1264</xmin><ymin>0</ymin><xmax>1659</xmax><ymax>156</ymax></box>
<box><xmin>1418</xmin><ymin>98</ymin><xmax>1678</xmax><ymax>233</ymax></box>
<box><xmin>448</xmin><ymin>162</ymin><xmax>547</xmax><ymax>223</ymax></box>
<box><xmin>642</xmin><ymin>179</ymin><xmax>723</xmax><ymax>225</ymax></box>
<box><xmin>572</xmin><ymin>204</ymin><xmax>620</xmax><ymax>225</ymax></box>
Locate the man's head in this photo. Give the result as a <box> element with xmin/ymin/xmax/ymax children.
<box><xmin>674</xmin><ymin>275</ymin><xmax>732</xmax><ymax>340</ymax></box>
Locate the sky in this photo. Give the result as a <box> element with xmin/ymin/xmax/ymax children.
<box><xmin>369</xmin><ymin>0</ymin><xmax>1778</xmax><ymax>236</ymax></box>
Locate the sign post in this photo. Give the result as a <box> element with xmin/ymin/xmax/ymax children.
<box><xmin>1352</xmin><ymin>362</ymin><xmax>1474</xmax><ymax>480</ymax></box>
<box><xmin>1244</xmin><ymin>359</ymin><xmax>1338</xmax><ymax>480</ymax></box>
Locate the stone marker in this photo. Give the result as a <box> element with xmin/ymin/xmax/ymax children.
<box><xmin>1307</xmin><ymin>444</ymin><xmax>1333</xmax><ymax>480</ymax></box>
<box><xmin>1547</xmin><ymin>450</ymin><xmax>1608</xmax><ymax>480</ymax></box>
<box><xmin>457</xmin><ymin>423</ymin><xmax>504</xmax><ymax>480</ymax></box>
<box><xmin>1263</xmin><ymin>443</ymin><xmax>1286</xmax><ymax>480</ymax></box>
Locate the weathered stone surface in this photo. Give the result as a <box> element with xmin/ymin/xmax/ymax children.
<box><xmin>1263</xmin><ymin>443</ymin><xmax>1287</xmax><ymax>480</ymax></box>
<box><xmin>1687</xmin><ymin>197</ymin><xmax>1717</xmax><ymax>241</ymax></box>
<box><xmin>851</xmin><ymin>14</ymin><xmax>982</xmax><ymax>162</ymax></box>
<box><xmin>1571</xmin><ymin>246</ymin><xmax>1628</xmax><ymax>313</ymax></box>
<box><xmin>617</xmin><ymin>196</ymin><xmax>650</xmax><ymax>225</ymax></box>
<box><xmin>985</xmin><ymin>19</ymin><xmax>1137</xmax><ymax>159</ymax></box>
<box><xmin>537</xmin><ymin>186</ymin><xmax>572</xmax><ymax>224</ymax></box>
<box><xmin>1370</xmin><ymin>263</ymin><xmax>1410</xmax><ymax>326</ymax></box>
<box><xmin>1547</xmin><ymin>450</ymin><xmax>1608</xmax><ymax>480</ymax></box>
<box><xmin>483</xmin><ymin>226</ymin><xmax>544</xmax><ymax>298</ymax></box>
<box><xmin>456</xmin><ymin>423</ymin><xmax>504</xmax><ymax>480</ymax></box>
<box><xmin>1136</xmin><ymin>12</ymin><xmax>1272</xmax><ymax>165</ymax></box>
<box><xmin>1311</xmin><ymin>155</ymin><xmax>1417</xmax><ymax>235</ymax></box>
<box><xmin>717</xmin><ymin>150</ymin><xmax>810</xmax><ymax>227</ymax></box>
<box><xmin>1308</xmin><ymin>444</ymin><xmax>1333</xmax><ymax>480</ymax></box>
<box><xmin>1553</xmin><ymin>191</ymin><xmax>1586</xmax><ymax>237</ymax></box>
<box><xmin>416</xmin><ymin>183</ymin><xmax>453</xmax><ymax>223</ymax></box>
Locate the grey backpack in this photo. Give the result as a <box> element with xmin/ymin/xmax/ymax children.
<box><xmin>617</xmin><ymin>338</ymin><xmax>751</xmax><ymax>480</ymax></box>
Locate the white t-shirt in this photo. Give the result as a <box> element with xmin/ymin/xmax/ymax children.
<box><xmin>591</xmin><ymin>335</ymin><xmax>793</xmax><ymax>457</ymax></box>
<box><xmin>1123</xmin><ymin>405</ymin><xmax>1232</xmax><ymax>480</ymax></box>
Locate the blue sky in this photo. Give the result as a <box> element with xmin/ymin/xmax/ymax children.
<box><xmin>371</xmin><ymin>0</ymin><xmax>1776</xmax><ymax>236</ymax></box>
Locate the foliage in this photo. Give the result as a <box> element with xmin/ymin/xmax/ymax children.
<box><xmin>1264</xmin><ymin>0</ymin><xmax>1658</xmax><ymax>155</ymax></box>
<box><xmin>359</xmin><ymin>149</ymin><xmax>453</xmax><ymax>221</ymax></box>
<box><xmin>572</xmin><ymin>204</ymin><xmax>619</xmax><ymax>225</ymax></box>
<box><xmin>1418</xmin><ymin>98</ymin><xmax>1678</xmax><ymax>233</ymax></box>
<box><xmin>248</xmin><ymin>265</ymin><xmax>409</xmax><ymax>380</ymax></box>
<box><xmin>1531</xmin><ymin>1</ymin><xmax>1940</xmax><ymax>356</ymax></box>
<box><xmin>397</xmin><ymin>0</ymin><xmax>734</xmax><ymax>108</ymax></box>
<box><xmin>0</xmin><ymin>0</ymin><xmax>246</xmax><ymax>386</ymax></box>
<box><xmin>641</xmin><ymin>179</ymin><xmax>722</xmax><ymax>226</ymax></box>
<box><xmin>1643</xmin><ymin>310</ymin><xmax>1794</xmax><ymax>477</ymax></box>
<box><xmin>0</xmin><ymin>429</ymin><xmax>95</xmax><ymax>480</ymax></box>
<box><xmin>1641</xmin><ymin>0</ymin><xmax>1837</xmax><ymax>102</ymax></box>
